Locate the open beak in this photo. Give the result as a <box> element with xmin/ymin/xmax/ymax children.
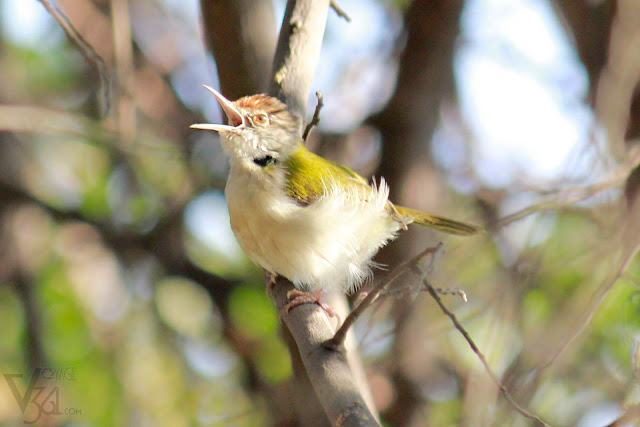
<box><xmin>190</xmin><ymin>85</ymin><xmax>245</xmax><ymax>132</ymax></box>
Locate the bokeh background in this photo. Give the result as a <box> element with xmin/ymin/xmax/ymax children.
<box><xmin>0</xmin><ymin>0</ymin><xmax>639</xmax><ymax>426</ymax></box>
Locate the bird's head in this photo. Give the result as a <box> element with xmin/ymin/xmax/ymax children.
<box><xmin>191</xmin><ymin>86</ymin><xmax>302</xmax><ymax>174</ymax></box>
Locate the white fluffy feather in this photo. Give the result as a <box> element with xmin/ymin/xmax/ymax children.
<box><xmin>225</xmin><ymin>162</ymin><xmax>401</xmax><ymax>293</ymax></box>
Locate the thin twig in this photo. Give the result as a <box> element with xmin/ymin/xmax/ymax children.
<box><xmin>543</xmin><ymin>238</ymin><xmax>640</xmax><ymax>369</ymax></box>
<box><xmin>302</xmin><ymin>91</ymin><xmax>324</xmax><ymax>141</ymax></box>
<box><xmin>433</xmin><ymin>287</ymin><xmax>467</xmax><ymax>302</ymax></box>
<box><xmin>497</xmin><ymin>147</ymin><xmax>640</xmax><ymax>228</ymax></box>
<box><xmin>413</xmin><ymin>267</ymin><xmax>550</xmax><ymax>426</ymax></box>
<box><xmin>377</xmin><ymin>246</ymin><xmax>445</xmax><ymax>299</ymax></box>
<box><xmin>330</xmin><ymin>0</ymin><xmax>351</xmax><ymax>22</ymax></box>
<box><xmin>497</xmin><ymin>177</ymin><xmax>624</xmax><ymax>227</ymax></box>
<box><xmin>37</xmin><ymin>0</ymin><xmax>111</xmax><ymax>116</ymax></box>
<box><xmin>0</xmin><ymin>105</ymin><xmax>185</xmax><ymax>161</ymax></box>
<box><xmin>379</xmin><ymin>283</ymin><xmax>468</xmax><ymax>304</ymax></box>
<box><xmin>324</xmin><ymin>243</ymin><xmax>443</xmax><ymax>350</ymax></box>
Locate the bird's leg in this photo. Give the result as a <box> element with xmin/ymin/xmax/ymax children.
<box><xmin>284</xmin><ymin>289</ymin><xmax>335</xmax><ymax>318</ymax></box>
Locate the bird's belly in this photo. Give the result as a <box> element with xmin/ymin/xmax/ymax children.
<box><xmin>226</xmin><ymin>179</ymin><xmax>401</xmax><ymax>293</ymax></box>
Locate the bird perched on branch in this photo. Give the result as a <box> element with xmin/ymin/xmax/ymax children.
<box><xmin>191</xmin><ymin>86</ymin><xmax>480</xmax><ymax>314</ymax></box>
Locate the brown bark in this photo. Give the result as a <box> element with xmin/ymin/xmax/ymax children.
<box><xmin>199</xmin><ymin>0</ymin><xmax>277</xmax><ymax>98</ymax></box>
<box><xmin>271</xmin><ymin>282</ymin><xmax>378</xmax><ymax>426</ymax></box>
<box><xmin>553</xmin><ymin>0</ymin><xmax>615</xmax><ymax>94</ymax></box>
<box><xmin>554</xmin><ymin>0</ymin><xmax>640</xmax><ymax>147</ymax></box>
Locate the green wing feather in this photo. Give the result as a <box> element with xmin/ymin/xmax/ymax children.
<box><xmin>284</xmin><ymin>143</ymin><xmax>481</xmax><ymax>236</ymax></box>
<box><xmin>284</xmin><ymin>143</ymin><xmax>369</xmax><ymax>206</ymax></box>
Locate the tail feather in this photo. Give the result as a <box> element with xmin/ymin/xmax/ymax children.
<box><xmin>395</xmin><ymin>206</ymin><xmax>481</xmax><ymax>236</ymax></box>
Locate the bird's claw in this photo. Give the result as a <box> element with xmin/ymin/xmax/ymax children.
<box><xmin>283</xmin><ymin>289</ymin><xmax>335</xmax><ymax>318</ymax></box>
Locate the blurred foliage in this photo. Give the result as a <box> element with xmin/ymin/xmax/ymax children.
<box><xmin>0</xmin><ymin>0</ymin><xmax>638</xmax><ymax>426</ymax></box>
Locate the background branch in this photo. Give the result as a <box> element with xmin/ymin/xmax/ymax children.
<box><xmin>417</xmin><ymin>270</ymin><xmax>550</xmax><ymax>427</ymax></box>
<box><xmin>200</xmin><ymin>0</ymin><xmax>276</xmax><ymax>97</ymax></box>
<box><xmin>326</xmin><ymin>244</ymin><xmax>443</xmax><ymax>350</ymax></box>
<box><xmin>37</xmin><ymin>0</ymin><xmax>110</xmax><ymax>116</ymax></box>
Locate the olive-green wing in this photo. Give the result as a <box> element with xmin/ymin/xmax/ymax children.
<box><xmin>284</xmin><ymin>143</ymin><xmax>482</xmax><ymax>236</ymax></box>
<box><xmin>283</xmin><ymin>143</ymin><xmax>369</xmax><ymax>206</ymax></box>
<box><xmin>395</xmin><ymin>206</ymin><xmax>481</xmax><ymax>235</ymax></box>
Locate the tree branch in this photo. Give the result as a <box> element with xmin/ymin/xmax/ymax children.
<box><xmin>325</xmin><ymin>243</ymin><xmax>443</xmax><ymax>350</ymax></box>
<box><xmin>199</xmin><ymin>0</ymin><xmax>277</xmax><ymax>98</ymax></box>
<box><xmin>270</xmin><ymin>277</ymin><xmax>379</xmax><ymax>426</ymax></box>
<box><xmin>37</xmin><ymin>0</ymin><xmax>110</xmax><ymax>116</ymax></box>
<box><xmin>269</xmin><ymin>0</ymin><xmax>330</xmax><ymax>122</ymax></box>
<box><xmin>302</xmin><ymin>91</ymin><xmax>324</xmax><ymax>141</ymax></box>
<box><xmin>330</xmin><ymin>1</ymin><xmax>351</xmax><ymax>22</ymax></box>
<box><xmin>413</xmin><ymin>267</ymin><xmax>550</xmax><ymax>427</ymax></box>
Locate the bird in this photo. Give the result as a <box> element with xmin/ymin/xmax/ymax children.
<box><xmin>191</xmin><ymin>85</ymin><xmax>480</xmax><ymax>314</ymax></box>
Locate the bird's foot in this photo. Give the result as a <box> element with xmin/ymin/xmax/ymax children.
<box><xmin>284</xmin><ymin>289</ymin><xmax>335</xmax><ymax>318</ymax></box>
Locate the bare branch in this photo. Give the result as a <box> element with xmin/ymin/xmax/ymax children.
<box><xmin>496</xmin><ymin>152</ymin><xmax>640</xmax><ymax>228</ymax></box>
<box><xmin>592</xmin><ymin>0</ymin><xmax>640</xmax><ymax>156</ymax></box>
<box><xmin>432</xmin><ymin>287</ymin><xmax>467</xmax><ymax>302</ymax></box>
<box><xmin>271</xmin><ymin>277</ymin><xmax>379</xmax><ymax>426</ymax></box>
<box><xmin>0</xmin><ymin>104</ymin><xmax>186</xmax><ymax>161</ymax></box>
<box><xmin>324</xmin><ymin>243</ymin><xmax>443</xmax><ymax>350</ymax></box>
<box><xmin>330</xmin><ymin>0</ymin><xmax>351</xmax><ymax>22</ymax></box>
<box><xmin>269</xmin><ymin>0</ymin><xmax>330</xmax><ymax>122</ymax></box>
<box><xmin>37</xmin><ymin>0</ymin><xmax>110</xmax><ymax>116</ymax></box>
<box><xmin>302</xmin><ymin>91</ymin><xmax>324</xmax><ymax>141</ymax></box>
<box><xmin>413</xmin><ymin>267</ymin><xmax>550</xmax><ymax>427</ymax></box>
<box><xmin>199</xmin><ymin>0</ymin><xmax>277</xmax><ymax>98</ymax></box>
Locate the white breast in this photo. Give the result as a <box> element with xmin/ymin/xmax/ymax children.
<box><xmin>225</xmin><ymin>165</ymin><xmax>401</xmax><ymax>293</ymax></box>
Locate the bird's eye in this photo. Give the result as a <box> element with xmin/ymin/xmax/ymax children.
<box><xmin>252</xmin><ymin>114</ymin><xmax>269</xmax><ymax>125</ymax></box>
<box><xmin>253</xmin><ymin>155</ymin><xmax>276</xmax><ymax>167</ymax></box>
